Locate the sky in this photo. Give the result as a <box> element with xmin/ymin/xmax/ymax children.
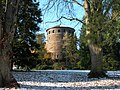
<box><xmin>37</xmin><ymin>0</ymin><xmax>84</xmax><ymax>38</ymax></box>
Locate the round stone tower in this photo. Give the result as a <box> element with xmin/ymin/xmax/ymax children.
<box><xmin>45</xmin><ymin>25</ymin><xmax>75</xmax><ymax>60</ymax></box>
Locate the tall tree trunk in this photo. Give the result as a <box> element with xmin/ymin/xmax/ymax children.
<box><xmin>88</xmin><ymin>44</ymin><xmax>106</xmax><ymax>78</ymax></box>
<box><xmin>84</xmin><ymin>0</ymin><xmax>107</xmax><ymax>78</ymax></box>
<box><xmin>0</xmin><ymin>0</ymin><xmax>20</xmax><ymax>88</ymax></box>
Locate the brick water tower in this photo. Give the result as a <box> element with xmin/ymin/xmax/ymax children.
<box><xmin>45</xmin><ymin>25</ymin><xmax>75</xmax><ymax>60</ymax></box>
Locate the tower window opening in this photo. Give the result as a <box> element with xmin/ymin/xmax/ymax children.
<box><xmin>68</xmin><ymin>30</ymin><xmax>70</xmax><ymax>33</ymax></box>
<box><xmin>53</xmin><ymin>30</ymin><xmax>54</xmax><ymax>33</ymax></box>
<box><xmin>57</xmin><ymin>55</ymin><xmax>59</xmax><ymax>58</ymax></box>
<box><xmin>58</xmin><ymin>29</ymin><xmax>60</xmax><ymax>32</ymax></box>
<box><xmin>63</xmin><ymin>29</ymin><xmax>65</xmax><ymax>32</ymax></box>
<box><xmin>49</xmin><ymin>31</ymin><xmax>50</xmax><ymax>34</ymax></box>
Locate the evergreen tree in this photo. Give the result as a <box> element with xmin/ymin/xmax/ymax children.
<box><xmin>36</xmin><ymin>33</ymin><xmax>49</xmax><ymax>69</ymax></box>
<box><xmin>36</xmin><ymin>33</ymin><xmax>46</xmax><ymax>61</ymax></box>
<box><xmin>79</xmin><ymin>16</ymin><xmax>120</xmax><ymax>70</ymax></box>
<box><xmin>12</xmin><ymin>0</ymin><xmax>42</xmax><ymax>70</ymax></box>
<box><xmin>62</xmin><ymin>33</ymin><xmax>79</xmax><ymax>69</ymax></box>
<box><xmin>78</xmin><ymin>23</ymin><xmax>91</xmax><ymax>70</ymax></box>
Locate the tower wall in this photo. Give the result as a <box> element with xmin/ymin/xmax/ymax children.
<box><xmin>46</xmin><ymin>26</ymin><xmax>75</xmax><ymax>60</ymax></box>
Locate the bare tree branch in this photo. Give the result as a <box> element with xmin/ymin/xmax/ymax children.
<box><xmin>61</xmin><ymin>16</ymin><xmax>84</xmax><ymax>24</ymax></box>
<box><xmin>45</xmin><ymin>16</ymin><xmax>85</xmax><ymax>24</ymax></box>
<box><xmin>73</xmin><ymin>22</ymin><xmax>80</xmax><ymax>28</ymax></box>
<box><xmin>103</xmin><ymin>0</ymin><xmax>114</xmax><ymax>16</ymax></box>
<box><xmin>72</xmin><ymin>0</ymin><xmax>83</xmax><ymax>7</ymax></box>
<box><xmin>43</xmin><ymin>0</ymin><xmax>57</xmax><ymax>14</ymax></box>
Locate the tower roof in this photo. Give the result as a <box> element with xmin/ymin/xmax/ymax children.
<box><xmin>46</xmin><ymin>25</ymin><xmax>75</xmax><ymax>32</ymax></box>
<box><xmin>52</xmin><ymin>25</ymin><xmax>67</xmax><ymax>28</ymax></box>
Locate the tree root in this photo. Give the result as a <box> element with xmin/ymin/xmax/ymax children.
<box><xmin>88</xmin><ymin>71</ymin><xmax>108</xmax><ymax>78</ymax></box>
<box><xmin>4</xmin><ymin>73</ymin><xmax>20</xmax><ymax>88</ymax></box>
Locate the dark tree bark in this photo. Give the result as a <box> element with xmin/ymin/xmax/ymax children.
<box><xmin>0</xmin><ymin>0</ymin><xmax>20</xmax><ymax>88</ymax></box>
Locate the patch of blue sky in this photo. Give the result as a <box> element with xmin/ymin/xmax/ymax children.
<box><xmin>37</xmin><ymin>0</ymin><xmax>84</xmax><ymax>38</ymax></box>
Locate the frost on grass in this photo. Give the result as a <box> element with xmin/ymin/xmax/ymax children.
<box><xmin>12</xmin><ymin>70</ymin><xmax>120</xmax><ymax>90</ymax></box>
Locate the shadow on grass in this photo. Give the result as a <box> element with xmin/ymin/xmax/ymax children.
<box><xmin>12</xmin><ymin>71</ymin><xmax>120</xmax><ymax>82</ymax></box>
<box><xmin>19</xmin><ymin>84</ymin><xmax>120</xmax><ymax>89</ymax></box>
